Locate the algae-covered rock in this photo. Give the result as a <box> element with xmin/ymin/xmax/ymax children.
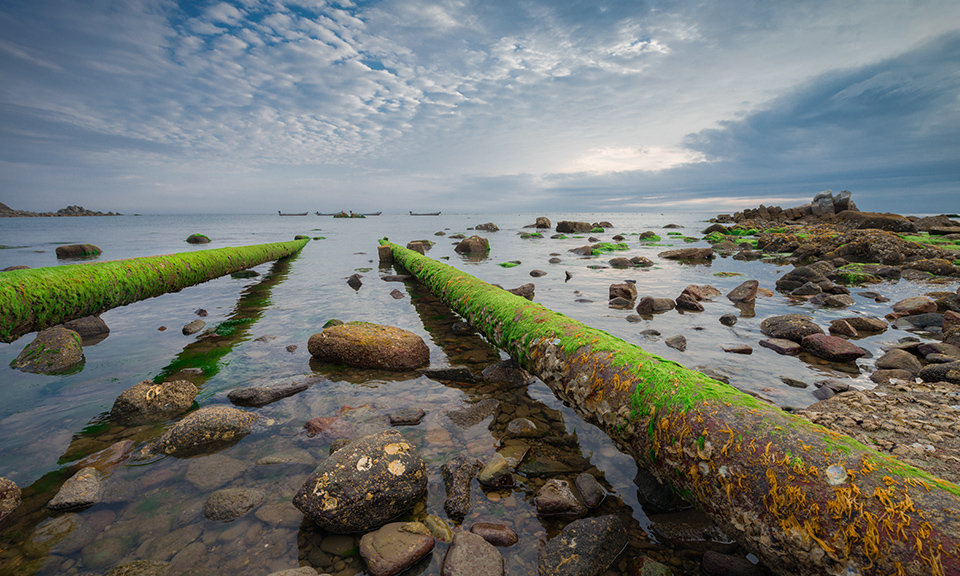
<box><xmin>537</xmin><ymin>515</ymin><xmax>626</xmax><ymax>576</ymax></box>
<box><xmin>11</xmin><ymin>326</ymin><xmax>84</xmax><ymax>374</ymax></box>
<box><xmin>55</xmin><ymin>244</ymin><xmax>102</xmax><ymax>258</ymax></box>
<box><xmin>185</xmin><ymin>234</ymin><xmax>210</xmax><ymax>244</ymax></box>
<box><xmin>111</xmin><ymin>379</ymin><xmax>198</xmax><ymax>422</ymax></box>
<box><xmin>149</xmin><ymin>405</ymin><xmax>257</xmax><ymax>456</ymax></box>
<box><xmin>307</xmin><ymin>322</ymin><xmax>429</xmax><ymax>370</ymax></box>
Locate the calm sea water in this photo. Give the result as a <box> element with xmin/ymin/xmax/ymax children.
<box><xmin>0</xmin><ymin>212</ymin><xmax>935</xmax><ymax>575</ymax></box>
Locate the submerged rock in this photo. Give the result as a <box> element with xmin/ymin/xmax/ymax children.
<box><xmin>359</xmin><ymin>522</ymin><xmax>435</xmax><ymax>576</ymax></box>
<box><xmin>203</xmin><ymin>487</ymin><xmax>265</xmax><ymax>522</ymax></box>
<box><xmin>442</xmin><ymin>530</ymin><xmax>504</xmax><ymax>576</ymax></box>
<box><xmin>48</xmin><ymin>467</ymin><xmax>102</xmax><ymax>511</ymax></box>
<box><xmin>308</xmin><ymin>322</ymin><xmax>430</xmax><ymax>370</ymax></box>
<box><xmin>471</xmin><ymin>522</ymin><xmax>518</xmax><ymax>547</ymax></box>
<box><xmin>0</xmin><ymin>477</ymin><xmax>21</xmax><ymax>522</ymax></box>
<box><xmin>442</xmin><ymin>456</ymin><xmax>480</xmax><ymax>518</ymax></box>
<box><xmin>454</xmin><ymin>235</ymin><xmax>490</xmax><ymax>254</ymax></box>
<box><xmin>11</xmin><ymin>327</ymin><xmax>84</xmax><ymax>374</ymax></box>
<box><xmin>111</xmin><ymin>379</ymin><xmax>198</xmax><ymax>422</ymax></box>
<box><xmin>293</xmin><ymin>429</ymin><xmax>426</xmax><ymax>533</ymax></box>
<box><xmin>150</xmin><ymin>406</ymin><xmax>258</xmax><ymax>456</ymax></box>
<box><xmin>227</xmin><ymin>380</ymin><xmax>310</xmax><ymax>407</ymax></box>
<box><xmin>537</xmin><ymin>515</ymin><xmax>626</xmax><ymax>576</ymax></box>
<box><xmin>534</xmin><ymin>479</ymin><xmax>586</xmax><ymax>517</ymax></box>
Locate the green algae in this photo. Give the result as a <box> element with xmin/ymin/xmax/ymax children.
<box><xmin>712</xmin><ymin>272</ymin><xmax>742</xmax><ymax>277</ymax></box>
<box><xmin>638</xmin><ymin>234</ymin><xmax>661</xmax><ymax>242</ymax></box>
<box><xmin>0</xmin><ymin>238</ymin><xmax>308</xmax><ymax>343</ymax></box>
<box><xmin>590</xmin><ymin>242</ymin><xmax>629</xmax><ymax>256</ymax></box>
<box><xmin>521</xmin><ymin>232</ymin><xmax>543</xmax><ymax>239</ymax></box>
<box><xmin>703</xmin><ymin>231</ymin><xmax>726</xmax><ymax>243</ymax></box>
<box><xmin>590</xmin><ymin>227</ymin><xmax>604</xmax><ymax>233</ymax></box>
<box><xmin>498</xmin><ymin>261</ymin><xmax>521</xmax><ymax>268</ymax></box>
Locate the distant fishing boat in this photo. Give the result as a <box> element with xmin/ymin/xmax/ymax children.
<box><xmin>315</xmin><ymin>212</ymin><xmax>339</xmax><ymax>216</ymax></box>
<box><xmin>278</xmin><ymin>211</ymin><xmax>308</xmax><ymax>216</ymax></box>
<box><xmin>409</xmin><ymin>211</ymin><xmax>440</xmax><ymax>216</ymax></box>
<box><xmin>317</xmin><ymin>211</ymin><xmax>381</xmax><ymax>216</ymax></box>
<box><xmin>361</xmin><ymin>212</ymin><xmax>382</xmax><ymax>216</ymax></box>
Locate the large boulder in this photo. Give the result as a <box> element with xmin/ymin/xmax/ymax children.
<box><xmin>454</xmin><ymin>235</ymin><xmax>490</xmax><ymax>255</ymax></box>
<box><xmin>111</xmin><ymin>380</ymin><xmax>198</xmax><ymax>422</ymax></box>
<box><xmin>800</xmin><ymin>334</ymin><xmax>868</xmax><ymax>363</ymax></box>
<box><xmin>776</xmin><ymin>266</ymin><xmax>832</xmax><ymax>292</ymax></box>
<box><xmin>359</xmin><ymin>522</ymin><xmax>435</xmax><ymax>576</ymax></box>
<box><xmin>535</xmin><ymin>217</ymin><xmax>551</xmax><ymax>229</ymax></box>
<box><xmin>658</xmin><ymin>247</ymin><xmax>714</xmax><ymax>260</ymax></box>
<box><xmin>149</xmin><ymin>405</ymin><xmax>258</xmax><ymax>456</ymax></box>
<box><xmin>537</xmin><ymin>515</ymin><xmax>626</xmax><ymax>576</ymax></box>
<box><xmin>556</xmin><ymin>221</ymin><xmax>593</xmax><ymax>234</ymax></box>
<box><xmin>10</xmin><ymin>327</ymin><xmax>84</xmax><ymax>374</ymax></box>
<box><xmin>293</xmin><ymin>429</ymin><xmax>427</xmax><ymax>533</ymax></box>
<box><xmin>55</xmin><ymin>244</ymin><xmax>102</xmax><ymax>258</ymax></box>
<box><xmin>760</xmin><ymin>315</ymin><xmax>824</xmax><ymax>342</ymax></box>
<box><xmin>835</xmin><ymin>211</ymin><xmax>917</xmax><ymax>233</ymax></box>
<box><xmin>308</xmin><ymin>322</ymin><xmax>429</xmax><ymax>370</ymax></box>
<box><xmin>474</xmin><ymin>222</ymin><xmax>499</xmax><ymax>232</ymax></box>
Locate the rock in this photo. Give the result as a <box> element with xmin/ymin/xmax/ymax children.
<box><xmin>185</xmin><ymin>234</ymin><xmax>210</xmax><ymax>244</ymax></box>
<box><xmin>60</xmin><ymin>315</ymin><xmax>109</xmax><ymax>339</ymax></box>
<box><xmin>721</xmin><ymin>344</ymin><xmax>753</xmax><ymax>355</ymax></box>
<box><xmin>918</xmin><ymin>342</ymin><xmax>960</xmax><ymax>360</ymax></box>
<box><xmin>675</xmin><ymin>294</ymin><xmax>704</xmax><ymax>312</ymax></box>
<box><xmin>182</xmin><ymin>319</ymin><xmax>205</xmax><ymax>335</ymax></box>
<box><xmin>48</xmin><ymin>467</ymin><xmax>101</xmax><ymax>511</ymax></box>
<box><xmin>608</xmin><ymin>257</ymin><xmax>633</xmax><ymax>268</ymax></box>
<box><xmin>665</xmin><ymin>335</ymin><xmax>686</xmax><ymax>352</ymax></box>
<box><xmin>293</xmin><ymin>429</ymin><xmax>426</xmax><ymax>533</ymax></box>
<box><xmin>556</xmin><ymin>221</ymin><xmax>593</xmax><ymax>233</ymax></box>
<box><xmin>634</xmin><ymin>557</ymin><xmax>674</xmax><ymax>576</ymax></box>
<box><xmin>442</xmin><ymin>529</ymin><xmax>504</xmax><ymax>576</ymax></box>
<box><xmin>870</xmin><ymin>369</ymin><xmax>915</xmax><ymax>384</ymax></box>
<box><xmin>55</xmin><ymin>243</ymin><xmax>102</xmax><ymax>258</ymax></box>
<box><xmin>903</xmin><ymin>258</ymin><xmax>960</xmax><ymax>277</ymax></box>
<box><xmin>535</xmin><ymin>217</ymin><xmax>551</xmax><ymax>228</ymax></box>
<box><xmin>575</xmin><ymin>472</ymin><xmax>605</xmax><ymax>508</ymax></box>
<box><xmin>630</xmin><ymin>256</ymin><xmax>654</xmax><ymax>267</ymax></box>
<box><xmin>790</xmin><ymin>282</ymin><xmax>822</xmax><ymax>296</ymax></box>
<box><xmin>529</xmin><ymin>269</ymin><xmax>546</xmax><ymax>277</ymax></box>
<box><xmin>346</xmin><ymin>273</ymin><xmax>363</xmax><ymax>290</ymax></box>
<box><xmin>455</xmin><ymin>235</ymin><xmax>490</xmax><ymax>254</ymax></box>
<box><xmin>875</xmin><ymin>349</ymin><xmax>923</xmax><ymax>374</ymax></box>
<box><xmin>726</xmin><ymin>280</ymin><xmax>759</xmax><ymax>303</ymax></box>
<box><xmin>535</xmin><ymin>479</ymin><xmax>586</xmax><ymax>516</ymax></box>
<box><xmin>658</xmin><ymin>247</ymin><xmax>714</xmax><ymax>260</ymax></box>
<box><xmin>918</xmin><ymin>361</ymin><xmax>960</xmax><ymax>384</ymax></box>
<box><xmin>406</xmin><ymin>240</ymin><xmax>433</xmax><ymax>253</ymax></box>
<box><xmin>471</xmin><ymin>523</ymin><xmax>518</xmax><ymax>547</ymax></box>
<box><xmin>481</xmin><ymin>359</ymin><xmax>533</xmax><ymax>387</ymax></box>
<box><xmin>649</xmin><ymin>509</ymin><xmax>737</xmax><ymax>553</ymax></box>
<box><xmin>609</xmin><ymin>297</ymin><xmax>634</xmax><ymax>309</ymax></box>
<box><xmin>891</xmin><ymin>296</ymin><xmax>938</xmax><ymax>318</ymax></box>
<box><xmin>359</xmin><ymin>522</ymin><xmax>435</xmax><ymax>576</ymax></box>
<box><xmin>835</xmin><ymin>211</ymin><xmax>917</xmax><ymax>233</ymax></box>
<box><xmin>758</xmin><ymin>339</ymin><xmax>802</xmax><ymax>356</ymax></box>
<box><xmin>203</xmin><ymin>488</ymin><xmax>265</xmax><ymax>521</ymax></box>
<box><xmin>11</xmin><ymin>326</ymin><xmax>84</xmax><ymax>375</ymax></box>
<box><xmin>800</xmin><ymin>334</ymin><xmax>867</xmax><ymax>362</ymax></box>
<box><xmin>719</xmin><ymin>314</ymin><xmax>738</xmax><ymax>326</ymax></box>
<box><xmin>150</xmin><ymin>405</ymin><xmax>258</xmax><ymax>456</ymax></box>
<box><xmin>759</xmin><ymin>314</ymin><xmax>824</xmax><ymax>342</ymax></box>
<box><xmin>810</xmin><ymin>293</ymin><xmax>855</xmax><ymax>308</ymax></box>
<box><xmin>775</xmin><ymin>266</ymin><xmax>832</xmax><ymax>292</ymax></box>
<box><xmin>308</xmin><ymin>322</ymin><xmax>429</xmax><ymax>370</ymax></box>
<box><xmin>701</xmin><ymin>550</ymin><xmax>768</xmax><ymax>576</ymax></box>
<box><xmin>609</xmin><ymin>282</ymin><xmax>638</xmax><ymax>301</ymax></box>
<box><xmin>107</xmin><ymin>560</ymin><xmax>172</xmax><ymax>576</ymax></box>
<box><xmin>378</xmin><ymin>245</ymin><xmax>394</xmax><ymax>264</ymax></box>
<box><xmin>506</xmin><ymin>283</ymin><xmax>535</xmax><ymax>300</ymax></box>
<box><xmin>893</xmin><ymin>313</ymin><xmax>943</xmax><ymax>331</ymax></box>
<box><xmin>442</xmin><ymin>456</ymin><xmax>480</xmax><ymax>518</ymax></box>
<box><xmin>111</xmin><ymin>379</ymin><xmax>198</xmax><ymax>422</ymax></box>
<box><xmin>447</xmin><ymin>398</ymin><xmax>499</xmax><ymax>429</ymax></box>
<box><xmin>424</xmin><ymin>514</ymin><xmax>454</xmax><ymax>543</ymax></box>
<box><xmin>423</xmin><ymin>367</ymin><xmax>477</xmax><ymax>383</ymax></box>
<box><xmin>681</xmin><ymin>285</ymin><xmax>722</xmax><ymax>301</ymax></box>
<box><xmin>837</xmin><ymin>316</ymin><xmax>888</xmax><ymax>334</ymax></box>
<box><xmin>477</xmin><ymin>453</ymin><xmax>514</xmax><ymax>489</ymax></box>
<box><xmin>227</xmin><ymin>380</ymin><xmax>309</xmax><ymax>407</ymax></box>
<box><xmin>537</xmin><ymin>515</ymin><xmax>626</xmax><ymax>576</ymax></box>
<box><xmin>267</xmin><ymin>569</ymin><xmax>319</xmax><ymax>576</ymax></box>
<box><xmin>474</xmin><ymin>222</ymin><xmax>499</xmax><ymax>232</ymax></box>
<box><xmin>828</xmin><ymin>319</ymin><xmax>858</xmax><ymax>337</ymax></box>
<box><xmin>636</xmin><ymin>296</ymin><xmax>676</xmax><ymax>314</ymax></box>
<box><xmin>0</xmin><ymin>478</ymin><xmax>21</xmax><ymax>522</ymax></box>
<box><xmin>389</xmin><ymin>407</ymin><xmax>426</xmax><ymax>426</ymax></box>
<box><xmin>2</xmin><ymin>265</ymin><xmax>30</xmax><ymax>271</ymax></box>
<box><xmin>304</xmin><ymin>416</ymin><xmax>356</xmax><ymax>439</ymax></box>
<box><xmin>506</xmin><ymin>417</ymin><xmax>539</xmax><ymax>437</ymax></box>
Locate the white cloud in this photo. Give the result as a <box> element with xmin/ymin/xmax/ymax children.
<box><xmin>560</xmin><ymin>146</ymin><xmax>706</xmax><ymax>175</ymax></box>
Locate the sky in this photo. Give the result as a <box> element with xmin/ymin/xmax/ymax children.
<box><xmin>1</xmin><ymin>0</ymin><xmax>958</xmax><ymax>215</ymax></box>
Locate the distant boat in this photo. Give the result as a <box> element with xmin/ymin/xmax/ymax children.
<box><xmin>279</xmin><ymin>211</ymin><xmax>308</xmax><ymax>216</ymax></box>
<box><xmin>410</xmin><ymin>211</ymin><xmax>440</xmax><ymax>216</ymax></box>
<box><xmin>360</xmin><ymin>212</ymin><xmax>382</xmax><ymax>216</ymax></box>
<box><xmin>317</xmin><ymin>211</ymin><xmax>381</xmax><ymax>216</ymax></box>
<box><xmin>316</xmin><ymin>212</ymin><xmax>339</xmax><ymax>216</ymax></box>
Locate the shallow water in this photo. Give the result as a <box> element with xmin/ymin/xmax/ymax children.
<box><xmin>0</xmin><ymin>212</ymin><xmax>950</xmax><ymax>575</ymax></box>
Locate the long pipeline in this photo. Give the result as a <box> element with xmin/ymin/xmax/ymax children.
<box><xmin>0</xmin><ymin>238</ymin><xmax>309</xmax><ymax>343</ymax></box>
<box><xmin>383</xmin><ymin>240</ymin><xmax>960</xmax><ymax>576</ymax></box>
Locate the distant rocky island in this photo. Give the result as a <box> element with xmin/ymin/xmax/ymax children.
<box><xmin>0</xmin><ymin>202</ymin><xmax>121</xmax><ymax>217</ymax></box>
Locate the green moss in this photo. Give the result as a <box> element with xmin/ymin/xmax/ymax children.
<box><xmin>498</xmin><ymin>261</ymin><xmax>521</xmax><ymax>268</ymax></box>
<box><xmin>764</xmin><ymin>227</ymin><xmax>786</xmax><ymax>234</ymax></box>
<box><xmin>702</xmin><ymin>231</ymin><xmax>726</xmax><ymax>243</ymax></box>
<box><xmin>590</xmin><ymin>242</ymin><xmax>630</xmax><ymax>256</ymax></box>
<box><xmin>638</xmin><ymin>234</ymin><xmax>661</xmax><ymax>242</ymax></box>
<box><xmin>713</xmin><ymin>272</ymin><xmax>742</xmax><ymax>277</ymax></box>
<box><xmin>521</xmin><ymin>232</ymin><xmax>543</xmax><ymax>239</ymax></box>
<box><xmin>682</xmin><ymin>236</ymin><xmax>699</xmax><ymax>243</ymax></box>
<box><xmin>735</xmin><ymin>238</ymin><xmax>758</xmax><ymax>249</ymax></box>
<box><xmin>590</xmin><ymin>227</ymin><xmax>604</xmax><ymax>233</ymax></box>
<box><xmin>556</xmin><ymin>234</ymin><xmax>569</xmax><ymax>239</ymax></box>
<box><xmin>667</xmin><ymin>232</ymin><xmax>684</xmax><ymax>236</ymax></box>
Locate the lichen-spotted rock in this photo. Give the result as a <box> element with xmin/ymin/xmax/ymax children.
<box><xmin>111</xmin><ymin>379</ymin><xmax>198</xmax><ymax>422</ymax></box>
<box><xmin>293</xmin><ymin>429</ymin><xmax>426</xmax><ymax>533</ymax></box>
<box><xmin>307</xmin><ymin>322</ymin><xmax>429</xmax><ymax>370</ymax></box>
<box><xmin>10</xmin><ymin>326</ymin><xmax>84</xmax><ymax>375</ymax></box>
<box><xmin>149</xmin><ymin>406</ymin><xmax>257</xmax><ymax>456</ymax></box>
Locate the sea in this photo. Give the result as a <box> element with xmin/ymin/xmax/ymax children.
<box><xmin>0</xmin><ymin>212</ymin><xmax>938</xmax><ymax>575</ymax></box>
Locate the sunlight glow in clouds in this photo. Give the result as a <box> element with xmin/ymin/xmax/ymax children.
<box><xmin>562</xmin><ymin>146</ymin><xmax>706</xmax><ymax>175</ymax></box>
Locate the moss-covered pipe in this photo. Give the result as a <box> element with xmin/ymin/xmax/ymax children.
<box><xmin>0</xmin><ymin>239</ymin><xmax>309</xmax><ymax>343</ymax></box>
<box><xmin>382</xmin><ymin>240</ymin><xmax>960</xmax><ymax>576</ymax></box>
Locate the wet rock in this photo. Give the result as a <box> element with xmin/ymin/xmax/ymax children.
<box><xmin>893</xmin><ymin>312</ymin><xmax>943</xmax><ymax>331</ymax></box>
<box><xmin>835</xmin><ymin>211</ymin><xmax>916</xmax><ymax>233</ymax></box>
<box><xmin>634</xmin><ymin>557</ymin><xmax>673</xmax><ymax>576</ymax></box>
<box><xmin>608</xmin><ymin>257</ymin><xmax>633</xmax><ymax>269</ymax></box>
<box><xmin>775</xmin><ymin>266</ymin><xmax>832</xmax><ymax>292</ymax></box>
<box><xmin>609</xmin><ymin>297</ymin><xmax>634</xmax><ymax>308</ymax></box>
<box><xmin>556</xmin><ymin>221</ymin><xmax>593</xmax><ymax>233</ymax></box>
<box><xmin>186</xmin><ymin>453</ymin><xmax>248</xmax><ymax>491</ymax></box>
<box><xmin>944</xmin><ymin>310</ymin><xmax>960</xmax><ymax>334</ymax></box>
<box><xmin>760</xmin><ymin>314</ymin><xmax>824</xmax><ymax>342</ymax></box>
<box><xmin>701</xmin><ymin>550</ymin><xmax>768</xmax><ymax>576</ymax></box>
<box><xmin>658</xmin><ymin>247</ymin><xmax>714</xmax><ymax>260</ymax></box>
<box><xmin>682</xmin><ymin>284</ymin><xmax>722</xmax><ymax>301</ymax></box>
<box><xmin>636</xmin><ymin>296</ymin><xmax>676</xmax><ymax>314</ymax></box>
<box><xmin>49</xmin><ymin>467</ymin><xmax>101</xmax><ymax>511</ymax></box>
<box><xmin>726</xmin><ymin>280</ymin><xmax>759</xmax><ymax>303</ymax></box>
<box><xmin>481</xmin><ymin>359</ymin><xmax>533</xmax><ymax>387</ymax></box>
<box><xmin>0</xmin><ymin>477</ymin><xmax>21</xmax><ymax>522</ymax></box>
<box><xmin>474</xmin><ymin>222</ymin><xmax>499</xmax><ymax>232</ymax></box>
<box><xmin>890</xmin><ymin>296</ymin><xmax>938</xmax><ymax>318</ymax></box>
<box><xmin>304</xmin><ymin>416</ymin><xmax>356</xmax><ymax>439</ymax></box>
<box><xmin>759</xmin><ymin>338</ymin><xmax>802</xmax><ymax>355</ymax></box>
<box><xmin>185</xmin><ymin>234</ymin><xmax>210</xmax><ymax>244</ymax></box>
<box><xmin>11</xmin><ymin>326</ymin><xmax>84</xmax><ymax>374</ymax></box>
<box><xmin>649</xmin><ymin>509</ymin><xmax>737</xmax><ymax>553</ymax></box>
<box><xmin>869</xmin><ymin>369</ymin><xmax>915</xmax><ymax>384</ymax></box>
<box><xmin>575</xmin><ymin>472</ymin><xmax>605</xmax><ymax>508</ymax></box>
<box><xmin>529</xmin><ymin>269</ymin><xmax>547</xmax><ymax>277</ymax></box>
<box><xmin>359</xmin><ymin>521</ymin><xmax>435</xmax><ymax>576</ymax></box>
<box><xmin>477</xmin><ymin>453</ymin><xmax>514</xmax><ymax>489</ymax></box>
<box><xmin>110</xmin><ymin>380</ymin><xmax>198</xmax><ymax>422</ymax></box>
<box><xmin>107</xmin><ymin>560</ymin><xmax>171</xmax><ymax>576</ymax></box>
<box><xmin>293</xmin><ymin>429</ymin><xmax>426</xmax><ymax>533</ymax></box>
<box><xmin>719</xmin><ymin>314</ymin><xmax>738</xmax><ymax>326</ymax></box>
<box><xmin>535</xmin><ymin>479</ymin><xmax>586</xmax><ymax>516</ymax></box>
<box><xmin>535</xmin><ymin>217</ymin><xmax>551</xmax><ymax>228</ymax></box>
<box><xmin>227</xmin><ymin>380</ymin><xmax>309</xmax><ymax>407</ymax></box>
<box><xmin>506</xmin><ymin>283</ymin><xmax>535</xmax><ymax>300</ymax></box>
<box><xmin>60</xmin><ymin>315</ymin><xmax>109</xmax><ymax>339</ymax></box>
<box><xmin>918</xmin><ymin>361</ymin><xmax>960</xmax><ymax>384</ymax></box>
<box><xmin>506</xmin><ymin>417</ymin><xmax>539</xmax><ymax>438</ymax></box>
<box><xmin>675</xmin><ymin>293</ymin><xmax>704</xmax><ymax>311</ymax></box>
<box><xmin>903</xmin><ymin>258</ymin><xmax>959</xmax><ymax>277</ymax></box>
<box><xmin>800</xmin><ymin>334</ymin><xmax>867</xmax><ymax>362</ymax></box>
<box><xmin>447</xmin><ymin>398</ymin><xmax>499</xmax><ymax>429</ymax></box>
<box><xmin>406</xmin><ymin>240</ymin><xmax>433</xmax><ymax>253</ymax></box>
<box><xmin>633</xmin><ymin>469</ymin><xmax>682</xmax><ymax>514</ymax></box>
<box><xmin>182</xmin><ymin>319</ymin><xmax>205</xmax><ymax>335</ymax></box>
<box><xmin>875</xmin><ymin>349</ymin><xmax>923</xmax><ymax>374</ymax></box>
<box><xmin>810</xmin><ymin>293</ymin><xmax>855</xmax><ymax>308</ymax></box>
<box><xmin>56</xmin><ymin>243</ymin><xmax>102</xmax><ymax>258</ymax></box>
<box><xmin>471</xmin><ymin>522</ymin><xmax>518</xmax><ymax>547</ymax></box>
<box><xmin>347</xmin><ymin>273</ymin><xmax>363</xmax><ymax>290</ymax></box>
<box><xmin>203</xmin><ymin>488</ymin><xmax>265</xmax><ymax>521</ymax></box>
<box><xmin>267</xmin><ymin>568</ymin><xmax>320</xmax><ymax>576</ymax></box>
<box><xmin>389</xmin><ymin>407</ymin><xmax>426</xmax><ymax>426</ymax></box>
<box><xmin>630</xmin><ymin>256</ymin><xmax>654</xmax><ymax>267</ymax></box>
<box><xmin>455</xmin><ymin>235</ymin><xmax>490</xmax><ymax>254</ymax></box>
<box><xmin>150</xmin><ymin>405</ymin><xmax>258</xmax><ymax>456</ymax></box>
<box><xmin>721</xmin><ymin>344</ymin><xmax>753</xmax><ymax>355</ymax></box>
<box><xmin>537</xmin><ymin>515</ymin><xmax>626</xmax><ymax>576</ymax></box>
<box><xmin>781</xmin><ymin>377</ymin><xmax>808</xmax><ymax>389</ymax></box>
<box><xmin>828</xmin><ymin>319</ymin><xmax>858</xmax><ymax>337</ymax></box>
<box><xmin>442</xmin><ymin>529</ymin><xmax>504</xmax><ymax>576</ymax></box>
<box><xmin>609</xmin><ymin>282</ymin><xmax>638</xmax><ymax>301</ymax></box>
<box><xmin>425</xmin><ymin>514</ymin><xmax>454</xmax><ymax>542</ymax></box>
<box><xmin>790</xmin><ymin>281</ymin><xmax>822</xmax><ymax>296</ymax></box>
<box><xmin>442</xmin><ymin>456</ymin><xmax>480</xmax><ymax>518</ymax></box>
<box><xmin>378</xmin><ymin>245</ymin><xmax>394</xmax><ymax>264</ymax></box>
<box><xmin>840</xmin><ymin>316</ymin><xmax>888</xmax><ymax>334</ymax></box>
<box><xmin>665</xmin><ymin>335</ymin><xmax>686</xmax><ymax>352</ymax></box>
<box><xmin>918</xmin><ymin>342</ymin><xmax>960</xmax><ymax>360</ymax></box>
<box><xmin>423</xmin><ymin>367</ymin><xmax>477</xmax><ymax>383</ymax></box>
<box><xmin>308</xmin><ymin>322</ymin><xmax>429</xmax><ymax>370</ymax></box>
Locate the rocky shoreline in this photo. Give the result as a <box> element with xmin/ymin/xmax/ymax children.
<box><xmin>0</xmin><ymin>202</ymin><xmax>121</xmax><ymax>217</ymax></box>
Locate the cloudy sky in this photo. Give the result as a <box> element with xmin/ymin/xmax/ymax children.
<box><xmin>1</xmin><ymin>0</ymin><xmax>958</xmax><ymax>214</ymax></box>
